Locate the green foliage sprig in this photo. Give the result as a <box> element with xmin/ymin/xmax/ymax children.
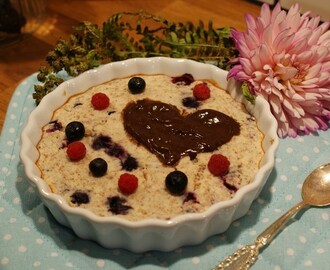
<box><xmin>33</xmin><ymin>11</ymin><xmax>238</xmax><ymax>105</ymax></box>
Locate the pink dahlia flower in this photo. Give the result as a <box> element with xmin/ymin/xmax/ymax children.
<box><xmin>228</xmin><ymin>3</ymin><xmax>330</xmax><ymax>138</ymax></box>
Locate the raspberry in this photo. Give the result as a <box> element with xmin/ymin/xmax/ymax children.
<box><xmin>207</xmin><ymin>154</ymin><xmax>230</xmax><ymax>176</ymax></box>
<box><xmin>193</xmin><ymin>83</ymin><xmax>211</xmax><ymax>100</ymax></box>
<box><xmin>66</xmin><ymin>141</ymin><xmax>86</xmax><ymax>161</ymax></box>
<box><xmin>118</xmin><ymin>173</ymin><xmax>138</xmax><ymax>195</ymax></box>
<box><xmin>91</xmin><ymin>92</ymin><xmax>110</xmax><ymax>110</ymax></box>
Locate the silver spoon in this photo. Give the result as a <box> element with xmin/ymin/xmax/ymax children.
<box><xmin>213</xmin><ymin>162</ymin><xmax>330</xmax><ymax>270</ymax></box>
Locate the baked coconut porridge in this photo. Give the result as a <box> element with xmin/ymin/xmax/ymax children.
<box><xmin>36</xmin><ymin>73</ymin><xmax>264</xmax><ymax>221</ymax></box>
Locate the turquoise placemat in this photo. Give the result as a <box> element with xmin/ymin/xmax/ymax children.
<box><xmin>1</xmin><ymin>74</ymin><xmax>329</xmax><ymax>270</ymax></box>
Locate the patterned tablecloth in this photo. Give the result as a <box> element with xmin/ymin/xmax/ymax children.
<box><xmin>1</xmin><ymin>74</ymin><xmax>329</xmax><ymax>270</ymax></box>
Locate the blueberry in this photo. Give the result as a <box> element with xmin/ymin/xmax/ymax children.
<box><xmin>182</xmin><ymin>97</ymin><xmax>200</xmax><ymax>108</ymax></box>
<box><xmin>92</xmin><ymin>135</ymin><xmax>112</xmax><ymax>150</ymax></box>
<box><xmin>183</xmin><ymin>192</ymin><xmax>199</xmax><ymax>203</ymax></box>
<box><xmin>107</xmin><ymin>196</ymin><xmax>132</xmax><ymax>215</ymax></box>
<box><xmin>121</xmin><ymin>156</ymin><xmax>138</xmax><ymax>171</ymax></box>
<box><xmin>128</xmin><ymin>77</ymin><xmax>146</xmax><ymax>94</ymax></box>
<box><xmin>106</xmin><ymin>143</ymin><xmax>125</xmax><ymax>158</ymax></box>
<box><xmin>70</xmin><ymin>191</ymin><xmax>89</xmax><ymax>205</ymax></box>
<box><xmin>171</xmin><ymin>73</ymin><xmax>195</xmax><ymax>85</ymax></box>
<box><xmin>65</xmin><ymin>121</ymin><xmax>85</xmax><ymax>142</ymax></box>
<box><xmin>89</xmin><ymin>158</ymin><xmax>108</xmax><ymax>177</ymax></box>
<box><xmin>46</xmin><ymin>120</ymin><xmax>63</xmax><ymax>133</ymax></box>
<box><xmin>165</xmin><ymin>170</ymin><xmax>188</xmax><ymax>195</ymax></box>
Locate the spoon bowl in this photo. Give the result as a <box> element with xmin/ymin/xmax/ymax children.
<box><xmin>302</xmin><ymin>163</ymin><xmax>330</xmax><ymax>206</ymax></box>
<box><xmin>213</xmin><ymin>162</ymin><xmax>330</xmax><ymax>270</ymax></box>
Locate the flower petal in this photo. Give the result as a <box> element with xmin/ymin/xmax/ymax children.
<box><xmin>259</xmin><ymin>44</ymin><xmax>273</xmax><ymax>65</ymax></box>
<box><xmin>308</xmin><ymin>27</ymin><xmax>323</xmax><ymax>46</ymax></box>
<box><xmin>270</xmin><ymin>3</ymin><xmax>282</xmax><ymax>22</ymax></box>
<box><xmin>245</xmin><ymin>13</ymin><xmax>257</xmax><ymax>30</ymax></box>
<box><xmin>260</xmin><ymin>3</ymin><xmax>272</xmax><ymax>25</ymax></box>
<box><xmin>227</xmin><ymin>2</ymin><xmax>330</xmax><ymax>137</ymax></box>
<box><xmin>275</xmin><ymin>32</ymin><xmax>295</xmax><ymax>53</ymax></box>
<box><xmin>318</xmin><ymin>30</ymin><xmax>330</xmax><ymax>45</ymax></box>
<box><xmin>240</xmin><ymin>58</ymin><xmax>255</xmax><ymax>75</ymax></box>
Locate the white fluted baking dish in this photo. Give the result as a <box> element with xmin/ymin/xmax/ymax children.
<box><xmin>20</xmin><ymin>57</ymin><xmax>278</xmax><ymax>252</ymax></box>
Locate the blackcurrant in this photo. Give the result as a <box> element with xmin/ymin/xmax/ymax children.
<box><xmin>65</xmin><ymin>121</ymin><xmax>85</xmax><ymax>142</ymax></box>
<box><xmin>89</xmin><ymin>158</ymin><xmax>108</xmax><ymax>177</ymax></box>
<box><xmin>128</xmin><ymin>77</ymin><xmax>146</xmax><ymax>94</ymax></box>
<box><xmin>165</xmin><ymin>170</ymin><xmax>188</xmax><ymax>195</ymax></box>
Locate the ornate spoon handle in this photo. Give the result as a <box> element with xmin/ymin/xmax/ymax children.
<box><xmin>213</xmin><ymin>201</ymin><xmax>307</xmax><ymax>270</ymax></box>
<box><xmin>256</xmin><ymin>201</ymin><xmax>306</xmax><ymax>246</ymax></box>
<box><xmin>211</xmin><ymin>243</ymin><xmax>260</xmax><ymax>270</ymax></box>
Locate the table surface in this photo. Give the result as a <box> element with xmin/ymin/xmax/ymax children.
<box><xmin>0</xmin><ymin>0</ymin><xmax>261</xmax><ymax>133</ymax></box>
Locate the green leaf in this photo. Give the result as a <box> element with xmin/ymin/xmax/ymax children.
<box><xmin>241</xmin><ymin>83</ymin><xmax>255</xmax><ymax>104</ymax></box>
<box><xmin>169</xmin><ymin>32</ymin><xmax>178</xmax><ymax>43</ymax></box>
<box><xmin>33</xmin><ymin>11</ymin><xmax>239</xmax><ymax>105</ymax></box>
<box><xmin>185</xmin><ymin>32</ymin><xmax>192</xmax><ymax>44</ymax></box>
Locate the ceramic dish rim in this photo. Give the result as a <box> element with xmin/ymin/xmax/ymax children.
<box><xmin>20</xmin><ymin>57</ymin><xmax>279</xmax><ymax>229</ymax></box>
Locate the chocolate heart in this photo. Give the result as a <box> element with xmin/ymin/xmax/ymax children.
<box><xmin>123</xmin><ymin>99</ymin><xmax>240</xmax><ymax>165</ymax></box>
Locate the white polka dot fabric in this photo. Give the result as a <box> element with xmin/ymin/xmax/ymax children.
<box><xmin>1</xmin><ymin>74</ymin><xmax>329</xmax><ymax>270</ymax></box>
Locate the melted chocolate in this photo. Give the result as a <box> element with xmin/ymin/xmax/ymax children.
<box><xmin>123</xmin><ymin>99</ymin><xmax>240</xmax><ymax>165</ymax></box>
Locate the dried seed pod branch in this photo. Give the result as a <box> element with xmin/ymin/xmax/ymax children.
<box><xmin>33</xmin><ymin>11</ymin><xmax>238</xmax><ymax>105</ymax></box>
